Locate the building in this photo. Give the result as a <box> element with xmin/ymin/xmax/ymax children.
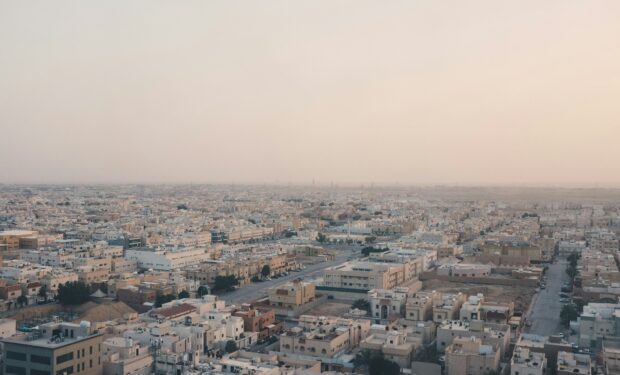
<box><xmin>323</xmin><ymin>258</ymin><xmax>419</xmax><ymax>292</ymax></box>
<box><xmin>2</xmin><ymin>321</ymin><xmax>103</xmax><ymax>375</ymax></box>
<box><xmin>268</xmin><ymin>280</ymin><xmax>316</xmax><ymax>309</ymax></box>
<box><xmin>575</xmin><ymin>302</ymin><xmax>620</xmax><ymax>347</ymax></box>
<box><xmin>405</xmin><ymin>291</ymin><xmax>438</xmax><ymax>322</ymax></box>
<box><xmin>556</xmin><ymin>351</ymin><xmax>591</xmax><ymax>375</ymax></box>
<box><xmin>101</xmin><ymin>337</ymin><xmax>153</xmax><ymax>375</ymax></box>
<box><xmin>437</xmin><ymin>263</ymin><xmax>491</xmax><ymax>278</ymax></box>
<box><xmin>0</xmin><ymin>230</ymin><xmax>38</xmax><ymax>251</ymax></box>
<box><xmin>359</xmin><ymin>325</ymin><xmax>415</xmax><ymax>369</ymax></box>
<box><xmin>125</xmin><ymin>247</ymin><xmax>209</xmax><ymax>271</ymax></box>
<box><xmin>279</xmin><ymin>315</ymin><xmax>370</xmax><ymax>358</ymax></box>
<box><xmin>510</xmin><ymin>346</ymin><xmax>546</xmax><ymax>375</ymax></box>
<box><xmin>433</xmin><ymin>293</ymin><xmax>467</xmax><ymax>323</ymax></box>
<box><xmin>232</xmin><ymin>305</ymin><xmax>283</xmax><ymax>339</ymax></box>
<box><xmin>444</xmin><ymin>336</ymin><xmax>500</xmax><ymax>375</ymax></box>
<box><xmin>481</xmin><ymin>240</ymin><xmax>542</xmax><ymax>261</ymax></box>
<box><xmin>367</xmin><ymin>287</ymin><xmax>409</xmax><ymax>322</ymax></box>
<box><xmin>437</xmin><ymin>320</ymin><xmax>511</xmax><ymax>357</ymax></box>
<box><xmin>603</xmin><ymin>340</ymin><xmax>620</xmax><ymax>375</ymax></box>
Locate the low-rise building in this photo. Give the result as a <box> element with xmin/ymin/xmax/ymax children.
<box><xmin>268</xmin><ymin>280</ymin><xmax>316</xmax><ymax>309</ymax></box>
<box><xmin>2</xmin><ymin>321</ymin><xmax>103</xmax><ymax>375</ymax></box>
<box><xmin>556</xmin><ymin>351</ymin><xmax>591</xmax><ymax>375</ymax></box>
<box><xmin>510</xmin><ymin>346</ymin><xmax>546</xmax><ymax>375</ymax></box>
<box><xmin>445</xmin><ymin>336</ymin><xmax>500</xmax><ymax>375</ymax></box>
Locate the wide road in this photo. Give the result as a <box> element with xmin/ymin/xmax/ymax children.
<box><xmin>220</xmin><ymin>247</ymin><xmax>356</xmax><ymax>304</ymax></box>
<box><xmin>526</xmin><ymin>259</ymin><xmax>569</xmax><ymax>336</ymax></box>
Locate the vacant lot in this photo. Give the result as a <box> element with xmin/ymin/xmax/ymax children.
<box><xmin>304</xmin><ymin>301</ymin><xmax>351</xmax><ymax>317</ymax></box>
<box><xmin>422</xmin><ymin>278</ymin><xmax>535</xmax><ymax>313</ymax></box>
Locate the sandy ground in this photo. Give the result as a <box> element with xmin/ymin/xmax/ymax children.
<box><xmin>9</xmin><ymin>301</ymin><xmax>136</xmax><ymax>325</ymax></box>
<box><xmin>421</xmin><ymin>279</ymin><xmax>535</xmax><ymax>313</ymax></box>
<box><xmin>304</xmin><ymin>301</ymin><xmax>352</xmax><ymax>316</ymax></box>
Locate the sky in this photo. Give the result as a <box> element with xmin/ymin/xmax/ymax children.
<box><xmin>1</xmin><ymin>1</ymin><xmax>619</xmax><ymax>186</ymax></box>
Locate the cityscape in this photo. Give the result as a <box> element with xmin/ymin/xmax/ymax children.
<box><xmin>2</xmin><ymin>1</ymin><xmax>620</xmax><ymax>375</ymax></box>
<box><xmin>1</xmin><ymin>186</ymin><xmax>620</xmax><ymax>375</ymax></box>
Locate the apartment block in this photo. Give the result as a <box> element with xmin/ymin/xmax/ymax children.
<box><xmin>2</xmin><ymin>321</ymin><xmax>103</xmax><ymax>375</ymax></box>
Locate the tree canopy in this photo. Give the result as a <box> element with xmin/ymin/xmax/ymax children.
<box><xmin>225</xmin><ymin>340</ymin><xmax>238</xmax><ymax>353</ymax></box>
<box><xmin>261</xmin><ymin>265</ymin><xmax>271</xmax><ymax>278</ymax></box>
<box><xmin>57</xmin><ymin>281</ymin><xmax>91</xmax><ymax>305</ymax></box>
<box><xmin>178</xmin><ymin>290</ymin><xmax>190</xmax><ymax>299</ymax></box>
<box><xmin>213</xmin><ymin>275</ymin><xmax>239</xmax><ymax>292</ymax></box>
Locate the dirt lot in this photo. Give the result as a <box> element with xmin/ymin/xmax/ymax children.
<box><xmin>8</xmin><ymin>301</ymin><xmax>136</xmax><ymax>325</ymax></box>
<box><xmin>421</xmin><ymin>279</ymin><xmax>535</xmax><ymax>313</ymax></box>
<box><xmin>304</xmin><ymin>301</ymin><xmax>351</xmax><ymax>317</ymax></box>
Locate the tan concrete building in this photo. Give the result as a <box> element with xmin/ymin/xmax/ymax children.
<box><xmin>268</xmin><ymin>280</ymin><xmax>316</xmax><ymax>309</ymax></box>
<box><xmin>556</xmin><ymin>351</ymin><xmax>591</xmax><ymax>375</ymax></box>
<box><xmin>445</xmin><ymin>336</ymin><xmax>500</xmax><ymax>375</ymax></box>
<box><xmin>406</xmin><ymin>291</ymin><xmax>438</xmax><ymax>321</ymax></box>
<box><xmin>279</xmin><ymin>315</ymin><xmax>370</xmax><ymax>358</ymax></box>
<box><xmin>510</xmin><ymin>346</ymin><xmax>546</xmax><ymax>375</ymax></box>
<box><xmin>102</xmin><ymin>337</ymin><xmax>153</xmax><ymax>375</ymax></box>
<box><xmin>2</xmin><ymin>321</ymin><xmax>103</xmax><ymax>375</ymax></box>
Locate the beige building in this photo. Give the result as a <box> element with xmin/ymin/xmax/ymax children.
<box><xmin>445</xmin><ymin>336</ymin><xmax>500</xmax><ymax>375</ymax></box>
<box><xmin>510</xmin><ymin>346</ymin><xmax>546</xmax><ymax>375</ymax></box>
<box><xmin>360</xmin><ymin>325</ymin><xmax>415</xmax><ymax>369</ymax></box>
<box><xmin>480</xmin><ymin>240</ymin><xmax>541</xmax><ymax>261</ymax></box>
<box><xmin>437</xmin><ymin>320</ymin><xmax>511</xmax><ymax>357</ymax></box>
<box><xmin>0</xmin><ymin>230</ymin><xmax>38</xmax><ymax>251</ymax></box>
<box><xmin>2</xmin><ymin>321</ymin><xmax>103</xmax><ymax>375</ymax></box>
<box><xmin>556</xmin><ymin>351</ymin><xmax>591</xmax><ymax>375</ymax></box>
<box><xmin>268</xmin><ymin>280</ymin><xmax>316</xmax><ymax>309</ymax></box>
<box><xmin>433</xmin><ymin>293</ymin><xmax>467</xmax><ymax>323</ymax></box>
<box><xmin>102</xmin><ymin>337</ymin><xmax>153</xmax><ymax>375</ymax></box>
<box><xmin>279</xmin><ymin>315</ymin><xmax>370</xmax><ymax>358</ymax></box>
<box><xmin>406</xmin><ymin>291</ymin><xmax>438</xmax><ymax>321</ymax></box>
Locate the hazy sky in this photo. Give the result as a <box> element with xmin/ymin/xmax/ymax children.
<box><xmin>1</xmin><ymin>1</ymin><xmax>619</xmax><ymax>186</ymax></box>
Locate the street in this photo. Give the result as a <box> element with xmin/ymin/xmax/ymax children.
<box><xmin>525</xmin><ymin>259</ymin><xmax>569</xmax><ymax>336</ymax></box>
<box><xmin>220</xmin><ymin>247</ymin><xmax>356</xmax><ymax>304</ymax></box>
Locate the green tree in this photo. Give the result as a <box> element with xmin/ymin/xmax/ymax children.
<box><xmin>57</xmin><ymin>281</ymin><xmax>91</xmax><ymax>305</ymax></box>
<box><xmin>560</xmin><ymin>304</ymin><xmax>579</xmax><ymax>327</ymax></box>
<box><xmin>368</xmin><ymin>354</ymin><xmax>400</xmax><ymax>375</ymax></box>
<box><xmin>155</xmin><ymin>293</ymin><xmax>175</xmax><ymax>308</ymax></box>
<box><xmin>316</xmin><ymin>233</ymin><xmax>327</xmax><ymax>243</ymax></box>
<box><xmin>197</xmin><ymin>285</ymin><xmax>209</xmax><ymax>297</ymax></box>
<box><xmin>352</xmin><ymin>299</ymin><xmax>371</xmax><ymax>313</ymax></box>
<box><xmin>213</xmin><ymin>275</ymin><xmax>239</xmax><ymax>292</ymax></box>
<box><xmin>364</xmin><ymin>236</ymin><xmax>377</xmax><ymax>244</ymax></box>
<box><xmin>362</xmin><ymin>246</ymin><xmax>388</xmax><ymax>257</ymax></box>
<box><xmin>17</xmin><ymin>295</ymin><xmax>28</xmax><ymax>307</ymax></box>
<box><xmin>225</xmin><ymin>340</ymin><xmax>238</xmax><ymax>353</ymax></box>
<box><xmin>261</xmin><ymin>265</ymin><xmax>271</xmax><ymax>278</ymax></box>
<box><xmin>178</xmin><ymin>290</ymin><xmax>190</xmax><ymax>299</ymax></box>
<box><xmin>38</xmin><ymin>284</ymin><xmax>48</xmax><ymax>300</ymax></box>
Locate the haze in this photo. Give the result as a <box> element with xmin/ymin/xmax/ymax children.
<box><xmin>1</xmin><ymin>1</ymin><xmax>619</xmax><ymax>186</ymax></box>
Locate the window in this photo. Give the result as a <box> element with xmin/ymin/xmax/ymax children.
<box><xmin>6</xmin><ymin>366</ymin><xmax>26</xmax><ymax>375</ymax></box>
<box><xmin>31</xmin><ymin>355</ymin><xmax>52</xmax><ymax>365</ymax></box>
<box><xmin>7</xmin><ymin>351</ymin><xmax>27</xmax><ymax>361</ymax></box>
<box><xmin>55</xmin><ymin>366</ymin><xmax>73</xmax><ymax>375</ymax></box>
<box><xmin>89</xmin><ymin>346</ymin><xmax>93</xmax><ymax>355</ymax></box>
<box><xmin>31</xmin><ymin>370</ymin><xmax>51</xmax><ymax>375</ymax></box>
<box><xmin>56</xmin><ymin>352</ymin><xmax>74</xmax><ymax>364</ymax></box>
<box><xmin>89</xmin><ymin>359</ymin><xmax>92</xmax><ymax>368</ymax></box>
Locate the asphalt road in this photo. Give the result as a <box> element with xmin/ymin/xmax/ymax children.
<box><xmin>220</xmin><ymin>247</ymin><xmax>357</xmax><ymax>304</ymax></box>
<box><xmin>526</xmin><ymin>259</ymin><xmax>569</xmax><ymax>336</ymax></box>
